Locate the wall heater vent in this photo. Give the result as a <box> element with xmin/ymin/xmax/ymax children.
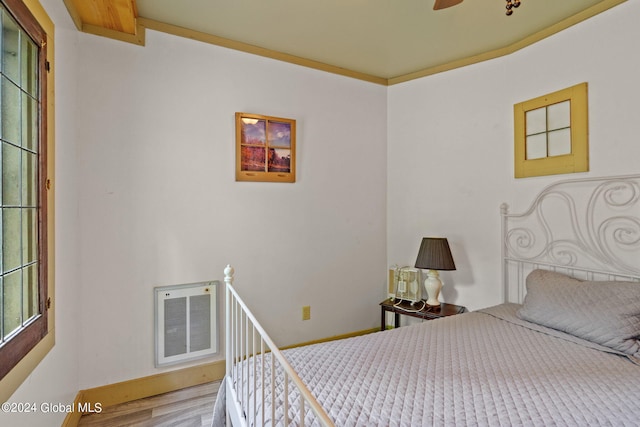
<box><xmin>154</xmin><ymin>281</ymin><xmax>219</xmax><ymax>367</ymax></box>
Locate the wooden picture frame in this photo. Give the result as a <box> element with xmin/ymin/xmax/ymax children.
<box><xmin>235</xmin><ymin>112</ymin><xmax>296</xmax><ymax>183</ymax></box>
<box><xmin>513</xmin><ymin>83</ymin><xmax>588</xmax><ymax>178</ymax></box>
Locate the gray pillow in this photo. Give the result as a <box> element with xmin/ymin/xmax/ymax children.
<box><xmin>517</xmin><ymin>269</ymin><xmax>640</xmax><ymax>357</ymax></box>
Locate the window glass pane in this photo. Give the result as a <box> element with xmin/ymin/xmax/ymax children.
<box><xmin>2</xmin><ymin>77</ymin><xmax>21</xmax><ymax>145</ymax></box>
<box><xmin>240</xmin><ymin>119</ymin><xmax>266</xmax><ymax>145</ymax></box>
<box><xmin>240</xmin><ymin>146</ymin><xmax>266</xmax><ymax>171</ymax></box>
<box><xmin>2</xmin><ymin>11</ymin><xmax>20</xmax><ymax>84</ymax></box>
<box><xmin>22</xmin><ymin>93</ymin><xmax>37</xmax><ymax>151</ymax></box>
<box><xmin>267</xmin><ymin>121</ymin><xmax>291</xmax><ymax>148</ymax></box>
<box><xmin>268</xmin><ymin>148</ymin><xmax>291</xmax><ymax>173</ymax></box>
<box><xmin>0</xmin><ymin>277</ymin><xmax>3</xmax><ymax>335</ymax></box>
<box><xmin>22</xmin><ymin>208</ymin><xmax>36</xmax><ymax>263</ymax></box>
<box><xmin>3</xmin><ymin>141</ymin><xmax>21</xmax><ymax>206</ymax></box>
<box><xmin>0</xmin><ymin>209</ymin><xmax>2</xmax><ymax>272</ymax></box>
<box><xmin>547</xmin><ymin>100</ymin><xmax>570</xmax><ymax>131</ymax></box>
<box><xmin>0</xmin><ymin>0</ymin><xmax>47</xmax><ymax>382</ymax></box>
<box><xmin>20</xmin><ymin>33</ymin><xmax>37</xmax><ymax>97</ymax></box>
<box><xmin>22</xmin><ymin>151</ymin><xmax>36</xmax><ymax>206</ymax></box>
<box><xmin>526</xmin><ymin>133</ymin><xmax>547</xmax><ymax>160</ymax></box>
<box><xmin>548</xmin><ymin>128</ymin><xmax>571</xmax><ymax>157</ymax></box>
<box><xmin>3</xmin><ymin>207</ymin><xmax>20</xmax><ymax>272</ymax></box>
<box><xmin>525</xmin><ymin>107</ymin><xmax>546</xmax><ymax>135</ymax></box>
<box><xmin>3</xmin><ymin>269</ymin><xmax>21</xmax><ymax>339</ymax></box>
<box><xmin>22</xmin><ymin>264</ymin><xmax>37</xmax><ymax>320</ymax></box>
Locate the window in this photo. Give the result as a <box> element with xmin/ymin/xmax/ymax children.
<box><xmin>0</xmin><ymin>0</ymin><xmax>51</xmax><ymax>387</ymax></box>
<box><xmin>514</xmin><ymin>83</ymin><xmax>588</xmax><ymax>178</ymax></box>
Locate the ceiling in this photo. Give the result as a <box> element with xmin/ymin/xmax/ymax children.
<box><xmin>62</xmin><ymin>0</ymin><xmax>626</xmax><ymax>85</ymax></box>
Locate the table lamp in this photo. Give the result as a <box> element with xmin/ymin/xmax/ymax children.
<box><xmin>414</xmin><ymin>237</ymin><xmax>456</xmax><ymax>306</ymax></box>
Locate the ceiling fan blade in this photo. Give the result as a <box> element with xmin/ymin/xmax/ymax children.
<box><xmin>433</xmin><ymin>0</ymin><xmax>464</xmax><ymax>10</ymax></box>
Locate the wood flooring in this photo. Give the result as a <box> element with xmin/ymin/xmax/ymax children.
<box><xmin>77</xmin><ymin>380</ymin><xmax>221</xmax><ymax>427</ymax></box>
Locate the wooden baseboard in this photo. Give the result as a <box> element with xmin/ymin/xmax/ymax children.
<box><xmin>61</xmin><ymin>360</ymin><xmax>225</xmax><ymax>427</ymax></box>
<box><xmin>61</xmin><ymin>328</ymin><xmax>376</xmax><ymax>426</ymax></box>
<box><xmin>60</xmin><ymin>391</ymin><xmax>84</xmax><ymax>427</ymax></box>
<box><xmin>280</xmin><ymin>327</ymin><xmax>379</xmax><ymax>350</ymax></box>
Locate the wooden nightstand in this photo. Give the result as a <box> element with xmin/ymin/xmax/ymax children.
<box><xmin>380</xmin><ymin>298</ymin><xmax>467</xmax><ymax>330</ymax></box>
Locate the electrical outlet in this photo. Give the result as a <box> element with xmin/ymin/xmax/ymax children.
<box><xmin>302</xmin><ymin>305</ymin><xmax>311</xmax><ymax>320</ymax></box>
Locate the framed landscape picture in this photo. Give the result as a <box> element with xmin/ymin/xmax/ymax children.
<box><xmin>235</xmin><ymin>112</ymin><xmax>296</xmax><ymax>183</ymax></box>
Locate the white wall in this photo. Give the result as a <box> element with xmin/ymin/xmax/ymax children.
<box><xmin>4</xmin><ymin>1</ymin><xmax>639</xmax><ymax>424</ymax></box>
<box><xmin>387</xmin><ymin>1</ymin><xmax>640</xmax><ymax>311</ymax></box>
<box><xmin>0</xmin><ymin>0</ymin><xmax>81</xmax><ymax>426</ymax></box>
<box><xmin>75</xmin><ymin>30</ymin><xmax>388</xmax><ymax>389</ymax></box>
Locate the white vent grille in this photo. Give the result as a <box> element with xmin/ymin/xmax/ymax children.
<box><xmin>154</xmin><ymin>281</ymin><xmax>219</xmax><ymax>367</ymax></box>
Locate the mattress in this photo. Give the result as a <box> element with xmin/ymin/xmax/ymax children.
<box><xmin>230</xmin><ymin>303</ymin><xmax>640</xmax><ymax>426</ymax></box>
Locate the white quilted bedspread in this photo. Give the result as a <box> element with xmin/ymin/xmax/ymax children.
<box><xmin>232</xmin><ymin>303</ymin><xmax>640</xmax><ymax>426</ymax></box>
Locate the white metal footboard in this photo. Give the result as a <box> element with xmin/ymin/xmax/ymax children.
<box><xmin>224</xmin><ymin>265</ymin><xmax>334</xmax><ymax>427</ymax></box>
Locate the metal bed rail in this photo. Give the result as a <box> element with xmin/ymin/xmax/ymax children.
<box><xmin>224</xmin><ymin>265</ymin><xmax>334</xmax><ymax>427</ymax></box>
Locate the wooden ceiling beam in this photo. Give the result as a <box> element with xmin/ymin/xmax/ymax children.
<box><xmin>70</xmin><ymin>0</ymin><xmax>136</xmax><ymax>34</ymax></box>
<box><xmin>63</xmin><ymin>0</ymin><xmax>144</xmax><ymax>45</ymax></box>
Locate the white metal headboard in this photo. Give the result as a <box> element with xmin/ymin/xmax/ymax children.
<box><xmin>501</xmin><ymin>174</ymin><xmax>640</xmax><ymax>303</ymax></box>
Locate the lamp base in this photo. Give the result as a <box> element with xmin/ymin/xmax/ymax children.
<box><xmin>424</xmin><ymin>270</ymin><xmax>442</xmax><ymax>306</ymax></box>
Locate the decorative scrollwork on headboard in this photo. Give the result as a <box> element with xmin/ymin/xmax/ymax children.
<box><xmin>501</xmin><ymin>175</ymin><xmax>640</xmax><ymax>302</ymax></box>
<box><xmin>591</xmin><ymin>179</ymin><xmax>640</xmax><ymax>275</ymax></box>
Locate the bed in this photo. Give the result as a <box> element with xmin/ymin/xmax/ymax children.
<box><xmin>219</xmin><ymin>174</ymin><xmax>640</xmax><ymax>427</ymax></box>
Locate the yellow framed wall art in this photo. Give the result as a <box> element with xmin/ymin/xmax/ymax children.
<box><xmin>514</xmin><ymin>83</ymin><xmax>588</xmax><ymax>178</ymax></box>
